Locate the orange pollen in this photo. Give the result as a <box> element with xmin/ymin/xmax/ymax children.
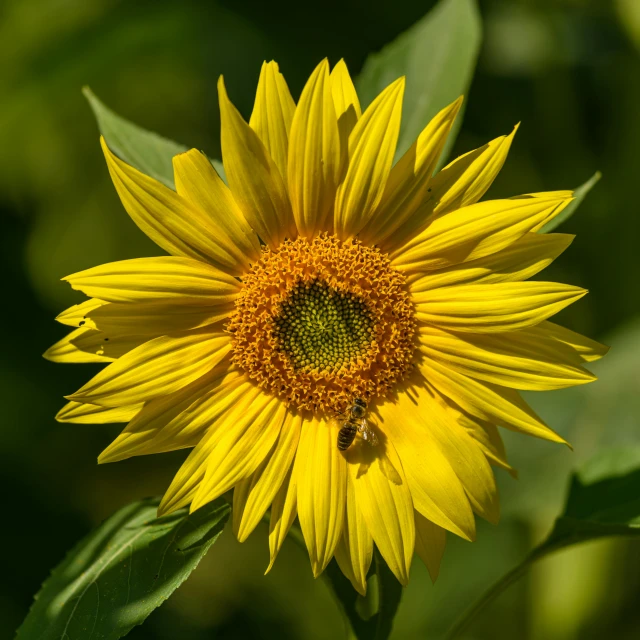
<box><xmin>226</xmin><ymin>234</ymin><xmax>416</xmax><ymax>414</ymax></box>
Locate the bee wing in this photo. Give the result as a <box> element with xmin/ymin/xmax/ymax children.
<box><xmin>361</xmin><ymin>425</ymin><xmax>379</xmax><ymax>446</ymax></box>
<box><xmin>358</xmin><ymin>418</ymin><xmax>379</xmax><ymax>446</ymax></box>
<box><xmin>328</xmin><ymin>416</ymin><xmax>344</xmax><ymax>431</ymax></box>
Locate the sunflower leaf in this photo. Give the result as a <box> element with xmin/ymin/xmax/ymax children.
<box><xmin>539</xmin><ymin>171</ymin><xmax>602</xmax><ymax>233</ymax></box>
<box><xmin>356</xmin><ymin>0</ymin><xmax>482</xmax><ymax>166</ymax></box>
<box><xmin>16</xmin><ymin>497</ymin><xmax>230</xmax><ymax>640</ymax></box>
<box><xmin>539</xmin><ymin>446</ymin><xmax>640</xmax><ymax>551</ymax></box>
<box><xmin>83</xmin><ymin>87</ymin><xmax>225</xmax><ymax>189</ymax></box>
<box><xmin>324</xmin><ymin>550</ymin><xmax>403</xmax><ymax>640</ymax></box>
<box><xmin>446</xmin><ymin>448</ymin><xmax>640</xmax><ymax>638</ymax></box>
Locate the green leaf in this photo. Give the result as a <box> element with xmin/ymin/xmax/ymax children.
<box><xmin>356</xmin><ymin>0</ymin><xmax>482</xmax><ymax>165</ymax></box>
<box><xmin>445</xmin><ymin>447</ymin><xmax>640</xmax><ymax>639</ymax></box>
<box><xmin>323</xmin><ymin>551</ymin><xmax>403</xmax><ymax>640</ymax></box>
<box><xmin>16</xmin><ymin>497</ymin><xmax>230</xmax><ymax>640</ymax></box>
<box><xmin>539</xmin><ymin>171</ymin><xmax>601</xmax><ymax>233</ymax></box>
<box><xmin>540</xmin><ymin>446</ymin><xmax>640</xmax><ymax>549</ymax></box>
<box><xmin>83</xmin><ymin>87</ymin><xmax>225</xmax><ymax>189</ymax></box>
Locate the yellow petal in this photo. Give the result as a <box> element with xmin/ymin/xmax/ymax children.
<box><xmin>524</xmin><ymin>191</ymin><xmax>576</xmax><ymax>230</ymax></box>
<box><xmin>330</xmin><ymin>59</ymin><xmax>361</xmax><ymax>153</ymax></box>
<box><xmin>414</xmin><ymin>512</ymin><xmax>447</xmax><ymax>583</ymax></box>
<box><xmin>419</xmin><ymin>357</ymin><xmax>568</xmax><ymax>445</ymax></box>
<box><xmin>67</xmin><ymin>330</ymin><xmax>231</xmax><ymax>407</ymax></box>
<box><xmin>101</xmin><ymin>137</ymin><xmax>243</xmax><ymax>269</ymax></box>
<box><xmin>414</xmin><ymin>281</ymin><xmax>587</xmax><ymax>333</ymax></box>
<box><xmin>385</xmin><ymin>126</ymin><xmax>519</xmax><ymax>250</ymax></box>
<box><xmin>191</xmin><ymin>398</ymin><xmax>286</xmax><ymax>512</ymax></box>
<box><xmin>287</xmin><ymin>59</ymin><xmax>342</xmax><ymax>236</ymax></box>
<box><xmin>63</xmin><ymin>256</ymin><xmax>240</xmax><ymax>305</ymax></box>
<box><xmin>334</xmin><ymin>476</ymin><xmax>373</xmax><ymax>596</ymax></box>
<box><xmin>297</xmin><ymin>416</ymin><xmax>347</xmax><ymax>577</ymax></box>
<box><xmin>392</xmin><ymin>194</ymin><xmax>573</xmax><ymax>271</ymax></box>
<box><xmin>361</xmin><ymin>97</ymin><xmax>463</xmax><ymax>247</ymax></box>
<box><xmin>70</xmin><ymin>328</ymin><xmax>145</xmax><ymax>360</ymax></box>
<box><xmin>44</xmin><ymin>326</ymin><xmax>145</xmax><ymax>363</ymax></box>
<box><xmin>44</xmin><ymin>327</ymin><xmax>112</xmax><ymax>363</ymax></box>
<box><xmin>334</xmin><ymin>77</ymin><xmax>405</xmax><ymax>239</ymax></box>
<box><xmin>409</xmin><ymin>233</ymin><xmax>574</xmax><ymax>292</ymax></box>
<box><xmin>172</xmin><ymin>149</ymin><xmax>261</xmax><ymax>273</ymax></box>
<box><xmin>55</xmin><ymin>298</ymin><xmax>105</xmax><ymax>328</ymax></box>
<box><xmin>158</xmin><ymin>384</ymin><xmax>275</xmax><ymax>515</ymax></box>
<box><xmin>330</xmin><ymin>59</ymin><xmax>362</xmax><ymax>120</ymax></box>
<box><xmin>380</xmin><ymin>392</ymin><xmax>476</xmax><ymax>540</ymax></box>
<box><xmin>347</xmin><ymin>435</ymin><xmax>414</xmax><ymax>585</ymax></box>
<box><xmin>87</xmin><ymin>301</ymin><xmax>233</xmax><ymax>336</ymax></box>
<box><xmin>404</xmin><ymin>384</ymin><xmax>500</xmax><ymax>525</ymax></box>
<box><xmin>429</xmin><ymin>125</ymin><xmax>519</xmax><ymax>213</ymax></box>
<box><xmin>218</xmin><ymin>76</ymin><xmax>295</xmax><ymax>248</ymax></box>
<box><xmin>249</xmin><ymin>61</ymin><xmax>296</xmax><ymax>186</ymax></box>
<box><xmin>457</xmin><ymin>413</ymin><xmax>517</xmax><ymax>478</ymax></box>
<box><xmin>99</xmin><ymin>366</ymin><xmax>245</xmax><ymax>463</ymax></box>
<box><xmin>419</xmin><ymin>325</ymin><xmax>596</xmax><ymax>390</ymax></box>
<box><xmin>267</xmin><ymin>462</ymin><xmax>299</xmax><ymax>573</ymax></box>
<box><xmin>527</xmin><ymin>321</ymin><xmax>610</xmax><ymax>364</ymax></box>
<box><xmin>233</xmin><ymin>411</ymin><xmax>302</xmax><ymax>542</ymax></box>
<box><xmin>56</xmin><ymin>401</ymin><xmax>142</xmax><ymax>424</ymax></box>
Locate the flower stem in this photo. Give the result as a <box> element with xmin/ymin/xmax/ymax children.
<box><xmin>444</xmin><ymin>545</ymin><xmax>555</xmax><ymax>640</ymax></box>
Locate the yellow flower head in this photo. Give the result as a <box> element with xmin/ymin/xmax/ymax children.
<box><xmin>46</xmin><ymin>59</ymin><xmax>607</xmax><ymax>593</ymax></box>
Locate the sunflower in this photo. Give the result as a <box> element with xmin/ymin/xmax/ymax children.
<box><xmin>46</xmin><ymin>59</ymin><xmax>607</xmax><ymax>593</ymax></box>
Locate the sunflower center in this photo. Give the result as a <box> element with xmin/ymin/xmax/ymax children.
<box><xmin>273</xmin><ymin>280</ymin><xmax>375</xmax><ymax>372</ymax></box>
<box><xmin>226</xmin><ymin>234</ymin><xmax>416</xmax><ymax>414</ymax></box>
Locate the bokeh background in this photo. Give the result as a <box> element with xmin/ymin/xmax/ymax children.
<box><xmin>2</xmin><ymin>0</ymin><xmax>640</xmax><ymax>638</ymax></box>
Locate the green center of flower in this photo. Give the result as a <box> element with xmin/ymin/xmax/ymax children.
<box><xmin>273</xmin><ymin>280</ymin><xmax>375</xmax><ymax>372</ymax></box>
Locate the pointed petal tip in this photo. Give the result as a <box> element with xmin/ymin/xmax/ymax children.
<box><xmin>97</xmin><ymin>445</ymin><xmax>122</xmax><ymax>465</ymax></box>
<box><xmin>447</xmin><ymin>95</ymin><xmax>464</xmax><ymax>114</ymax></box>
<box><xmin>392</xmin><ymin>566</ymin><xmax>410</xmax><ymax>587</ymax></box>
<box><xmin>264</xmin><ymin>553</ymin><xmax>278</xmax><ymax>575</ymax></box>
<box><xmin>235</xmin><ymin>526</ymin><xmax>251</xmax><ymax>544</ymax></box>
<box><xmin>217</xmin><ymin>75</ymin><xmax>227</xmax><ymax>96</ymax></box>
<box><xmin>156</xmin><ymin>502</ymin><xmax>171</xmax><ymax>518</ymax></box>
<box><xmin>311</xmin><ymin>556</ymin><xmax>331</xmax><ymax>579</ymax></box>
<box><xmin>392</xmin><ymin>75</ymin><xmax>406</xmax><ymax>92</ymax></box>
<box><xmin>189</xmin><ymin>497</ymin><xmax>205</xmax><ymax>514</ymax></box>
<box><xmin>99</xmin><ymin>135</ymin><xmax>110</xmax><ymax>156</ymax></box>
<box><xmin>96</xmin><ymin>452</ymin><xmax>111</xmax><ymax>465</ymax></box>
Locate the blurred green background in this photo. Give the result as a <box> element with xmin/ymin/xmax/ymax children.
<box><xmin>2</xmin><ymin>0</ymin><xmax>639</xmax><ymax>638</ymax></box>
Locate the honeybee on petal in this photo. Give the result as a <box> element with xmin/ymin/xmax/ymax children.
<box><xmin>333</xmin><ymin>398</ymin><xmax>379</xmax><ymax>451</ymax></box>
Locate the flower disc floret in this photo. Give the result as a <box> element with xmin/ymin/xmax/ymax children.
<box><xmin>226</xmin><ymin>234</ymin><xmax>416</xmax><ymax>413</ymax></box>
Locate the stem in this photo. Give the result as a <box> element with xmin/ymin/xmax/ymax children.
<box><xmin>444</xmin><ymin>546</ymin><xmax>554</xmax><ymax>640</ymax></box>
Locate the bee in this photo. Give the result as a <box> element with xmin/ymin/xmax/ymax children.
<box><xmin>335</xmin><ymin>398</ymin><xmax>379</xmax><ymax>451</ymax></box>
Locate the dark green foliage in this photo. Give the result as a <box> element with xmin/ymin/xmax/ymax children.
<box><xmin>16</xmin><ymin>498</ymin><xmax>230</xmax><ymax>640</ymax></box>
<box><xmin>357</xmin><ymin>0</ymin><xmax>481</xmax><ymax>165</ymax></box>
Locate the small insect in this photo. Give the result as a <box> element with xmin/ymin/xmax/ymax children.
<box><xmin>335</xmin><ymin>398</ymin><xmax>379</xmax><ymax>451</ymax></box>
